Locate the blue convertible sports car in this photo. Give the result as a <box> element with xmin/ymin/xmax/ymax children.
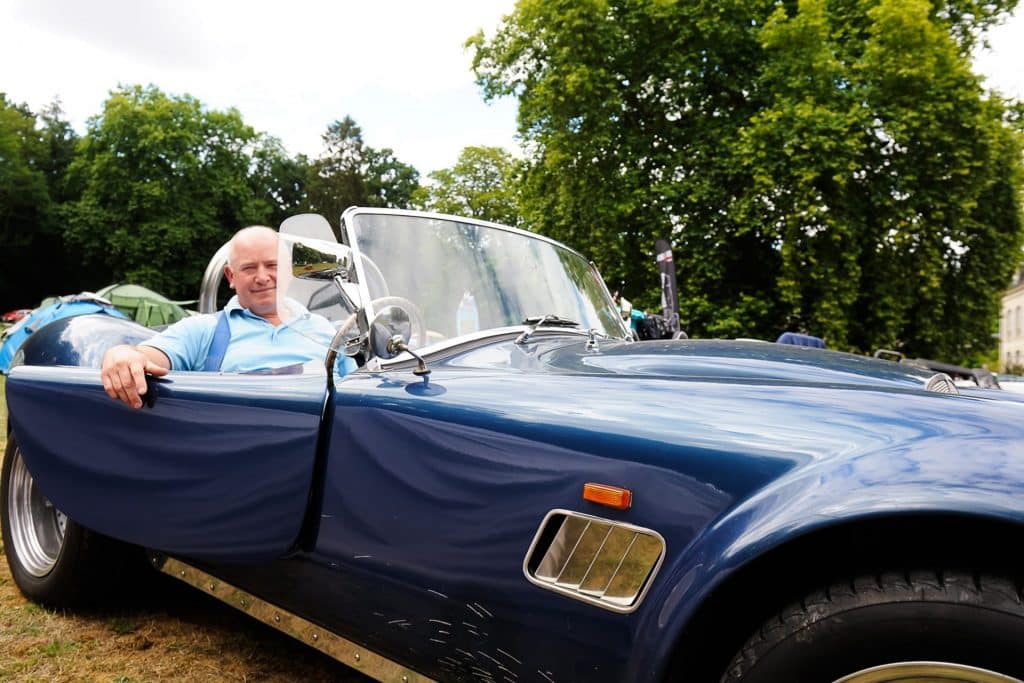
<box><xmin>4</xmin><ymin>208</ymin><xmax>1024</xmax><ymax>683</ymax></box>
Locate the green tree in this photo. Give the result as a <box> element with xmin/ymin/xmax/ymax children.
<box><xmin>304</xmin><ymin>116</ymin><xmax>419</xmax><ymax>231</ymax></box>
<box><xmin>250</xmin><ymin>137</ymin><xmax>310</xmax><ymax>227</ymax></box>
<box><xmin>415</xmin><ymin>145</ymin><xmax>522</xmax><ymax>226</ymax></box>
<box><xmin>0</xmin><ymin>95</ymin><xmax>82</xmax><ymax>310</ymax></box>
<box><xmin>62</xmin><ymin>85</ymin><xmax>272</xmax><ymax>299</ymax></box>
<box><xmin>470</xmin><ymin>0</ymin><xmax>1023</xmax><ymax>360</ymax></box>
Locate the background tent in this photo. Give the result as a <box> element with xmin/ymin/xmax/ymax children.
<box><xmin>94</xmin><ymin>283</ymin><xmax>194</xmax><ymax>327</ymax></box>
<box><xmin>0</xmin><ymin>293</ymin><xmax>130</xmax><ymax>373</ymax></box>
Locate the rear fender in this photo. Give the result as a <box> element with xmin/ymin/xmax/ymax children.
<box><xmin>11</xmin><ymin>314</ymin><xmax>154</xmax><ymax>370</ymax></box>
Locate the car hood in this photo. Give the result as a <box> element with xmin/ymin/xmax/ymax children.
<box><xmin>443</xmin><ymin>336</ymin><xmax>947</xmax><ymax>391</ymax></box>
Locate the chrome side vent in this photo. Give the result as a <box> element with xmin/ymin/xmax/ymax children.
<box><xmin>523</xmin><ymin>509</ymin><xmax>665</xmax><ymax>613</ymax></box>
<box><xmin>925</xmin><ymin>373</ymin><xmax>959</xmax><ymax>395</ymax></box>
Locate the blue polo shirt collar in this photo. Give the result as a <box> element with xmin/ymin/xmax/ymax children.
<box><xmin>223</xmin><ymin>295</ymin><xmax>311</xmax><ymax>325</ymax></box>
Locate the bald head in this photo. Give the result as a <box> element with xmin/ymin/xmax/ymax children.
<box><xmin>224</xmin><ymin>226</ymin><xmax>282</xmax><ymax>323</ymax></box>
<box><xmin>227</xmin><ymin>226</ymin><xmax>279</xmax><ymax>268</ymax></box>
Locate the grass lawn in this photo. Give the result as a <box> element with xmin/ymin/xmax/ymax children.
<box><xmin>0</xmin><ymin>374</ymin><xmax>368</xmax><ymax>682</ymax></box>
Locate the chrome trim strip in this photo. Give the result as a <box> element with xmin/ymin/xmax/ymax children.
<box><xmin>522</xmin><ymin>508</ymin><xmax>666</xmax><ymax>614</ymax></box>
<box><xmin>340</xmin><ymin>206</ymin><xmax>590</xmax><ymax>260</ymax></box>
<box><xmin>157</xmin><ymin>556</ymin><xmax>437</xmax><ymax>683</ymax></box>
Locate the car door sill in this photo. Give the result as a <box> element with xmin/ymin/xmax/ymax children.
<box><xmin>154</xmin><ymin>555</ymin><xmax>437</xmax><ymax>682</ymax></box>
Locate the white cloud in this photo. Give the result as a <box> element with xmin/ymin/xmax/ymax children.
<box><xmin>973</xmin><ymin>9</ymin><xmax>1024</xmax><ymax>101</ymax></box>
<box><xmin>1</xmin><ymin>0</ymin><xmax>517</xmax><ymax>173</ymax></box>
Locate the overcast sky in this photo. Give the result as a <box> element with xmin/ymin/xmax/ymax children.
<box><xmin>1</xmin><ymin>0</ymin><xmax>1021</xmax><ymax>175</ymax></box>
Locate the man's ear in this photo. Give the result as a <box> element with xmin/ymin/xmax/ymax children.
<box><xmin>224</xmin><ymin>265</ymin><xmax>236</xmax><ymax>290</ymax></box>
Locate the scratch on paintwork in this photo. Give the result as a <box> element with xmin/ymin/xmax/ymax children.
<box><xmin>496</xmin><ymin>664</ymin><xmax>515</xmax><ymax>677</ymax></box>
<box><xmin>463</xmin><ymin>621</ymin><xmax>478</xmax><ymax>629</ymax></box>
<box><xmin>429</xmin><ymin>618</ymin><xmax>452</xmax><ymax>626</ymax></box>
<box><xmin>467</xmin><ymin>630</ymin><xmax>481</xmax><ymax>638</ymax></box>
<box><xmin>373</xmin><ymin>612</ymin><xmax>386</xmax><ymax>617</ymax></box>
<box><xmin>353</xmin><ymin>554</ymin><xmax>373</xmax><ymax>559</ymax></box>
<box><xmin>504</xmin><ymin>678</ymin><xmax>516</xmax><ymax>683</ymax></box>
<box><xmin>473</xmin><ymin>602</ymin><xmax>493</xmax><ymax>618</ymax></box>
<box><xmin>478</xmin><ymin>651</ymin><xmax>502</xmax><ymax>667</ymax></box>
<box><xmin>456</xmin><ymin>648</ymin><xmax>476</xmax><ymax>660</ymax></box>
<box><xmin>538</xmin><ymin>670</ymin><xmax>556</xmax><ymax>683</ymax></box>
<box><xmin>428</xmin><ymin>589</ymin><xmax>449</xmax><ymax>598</ymax></box>
<box><xmin>471</xmin><ymin>666</ymin><xmax>495</xmax><ymax>678</ymax></box>
<box><xmin>466</xmin><ymin>603</ymin><xmax>485</xmax><ymax>619</ymax></box>
<box><xmin>429</xmin><ymin>638</ymin><xmax>448</xmax><ymax>645</ymax></box>
<box><xmin>497</xmin><ymin>648</ymin><xmax>522</xmax><ymax>665</ymax></box>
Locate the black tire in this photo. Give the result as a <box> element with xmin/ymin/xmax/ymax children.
<box><xmin>1</xmin><ymin>432</ymin><xmax>146</xmax><ymax>608</ymax></box>
<box><xmin>722</xmin><ymin>570</ymin><xmax>1024</xmax><ymax>683</ymax></box>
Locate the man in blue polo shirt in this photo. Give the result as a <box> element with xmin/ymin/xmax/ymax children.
<box><xmin>101</xmin><ymin>226</ymin><xmax>356</xmax><ymax>408</ymax></box>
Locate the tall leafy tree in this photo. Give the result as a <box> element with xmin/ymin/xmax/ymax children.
<box><xmin>63</xmin><ymin>85</ymin><xmax>272</xmax><ymax>299</ymax></box>
<box><xmin>470</xmin><ymin>0</ymin><xmax>1023</xmax><ymax>360</ymax></box>
<box><xmin>1</xmin><ymin>95</ymin><xmax>50</xmax><ymax>309</ymax></box>
<box><xmin>304</xmin><ymin>116</ymin><xmax>419</xmax><ymax>231</ymax></box>
<box><xmin>415</xmin><ymin>145</ymin><xmax>522</xmax><ymax>226</ymax></box>
<box><xmin>0</xmin><ymin>95</ymin><xmax>81</xmax><ymax>310</ymax></box>
<box><xmin>250</xmin><ymin>137</ymin><xmax>311</xmax><ymax>228</ymax></box>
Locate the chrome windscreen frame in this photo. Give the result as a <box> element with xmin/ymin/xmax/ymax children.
<box><xmin>338</xmin><ymin>207</ymin><xmax>631</xmax><ymax>368</ymax></box>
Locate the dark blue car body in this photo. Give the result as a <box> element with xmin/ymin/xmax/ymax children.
<box><xmin>5</xmin><ymin>209</ymin><xmax>1024</xmax><ymax>682</ymax></box>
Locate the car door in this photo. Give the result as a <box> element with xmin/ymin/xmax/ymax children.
<box><xmin>6</xmin><ymin>365</ymin><xmax>327</xmax><ymax>562</ymax></box>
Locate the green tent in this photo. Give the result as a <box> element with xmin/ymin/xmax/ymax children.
<box><xmin>93</xmin><ymin>283</ymin><xmax>195</xmax><ymax>327</ymax></box>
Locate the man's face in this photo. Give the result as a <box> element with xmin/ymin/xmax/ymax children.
<box><xmin>224</xmin><ymin>231</ymin><xmax>279</xmax><ymax>318</ymax></box>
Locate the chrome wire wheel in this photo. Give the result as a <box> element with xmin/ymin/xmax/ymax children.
<box><xmin>835</xmin><ymin>661</ymin><xmax>1023</xmax><ymax>683</ymax></box>
<box><xmin>6</xmin><ymin>446</ymin><xmax>66</xmax><ymax>577</ymax></box>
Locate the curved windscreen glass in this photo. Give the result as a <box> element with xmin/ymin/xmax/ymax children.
<box><xmin>347</xmin><ymin>213</ymin><xmax>627</xmax><ymax>348</ymax></box>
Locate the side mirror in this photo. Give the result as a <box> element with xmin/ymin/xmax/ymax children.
<box><xmin>369</xmin><ymin>305</ymin><xmax>430</xmax><ymax>376</ymax></box>
<box><xmin>369</xmin><ymin>306</ymin><xmax>412</xmax><ymax>360</ymax></box>
<box><xmin>291</xmin><ymin>242</ymin><xmax>352</xmax><ymax>282</ymax></box>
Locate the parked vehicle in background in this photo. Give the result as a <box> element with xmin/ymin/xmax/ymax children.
<box><xmin>5</xmin><ymin>209</ymin><xmax>1024</xmax><ymax>682</ymax></box>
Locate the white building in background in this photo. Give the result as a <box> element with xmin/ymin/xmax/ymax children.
<box><xmin>1000</xmin><ymin>264</ymin><xmax>1024</xmax><ymax>372</ymax></box>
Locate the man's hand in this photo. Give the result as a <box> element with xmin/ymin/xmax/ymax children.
<box><xmin>101</xmin><ymin>345</ymin><xmax>169</xmax><ymax>408</ymax></box>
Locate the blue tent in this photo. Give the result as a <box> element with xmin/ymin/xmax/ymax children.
<box><xmin>0</xmin><ymin>294</ymin><xmax>129</xmax><ymax>374</ymax></box>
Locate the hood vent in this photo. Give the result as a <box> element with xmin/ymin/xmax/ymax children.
<box><xmin>523</xmin><ymin>509</ymin><xmax>664</xmax><ymax>613</ymax></box>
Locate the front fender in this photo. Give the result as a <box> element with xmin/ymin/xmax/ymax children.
<box><xmin>628</xmin><ymin>395</ymin><xmax>1024</xmax><ymax>681</ymax></box>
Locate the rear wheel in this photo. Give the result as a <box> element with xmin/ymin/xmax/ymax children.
<box><xmin>721</xmin><ymin>570</ymin><xmax>1024</xmax><ymax>683</ymax></box>
<box><xmin>2</xmin><ymin>433</ymin><xmax>144</xmax><ymax>607</ymax></box>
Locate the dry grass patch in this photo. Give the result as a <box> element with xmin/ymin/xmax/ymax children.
<box><xmin>1</xmin><ymin>375</ymin><xmax>370</xmax><ymax>682</ymax></box>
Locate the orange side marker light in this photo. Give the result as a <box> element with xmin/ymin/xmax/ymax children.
<box><xmin>583</xmin><ymin>482</ymin><xmax>632</xmax><ymax>510</ymax></box>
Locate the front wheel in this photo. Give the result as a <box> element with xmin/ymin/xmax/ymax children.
<box><xmin>1</xmin><ymin>432</ymin><xmax>143</xmax><ymax>607</ymax></box>
<box><xmin>722</xmin><ymin>570</ymin><xmax>1024</xmax><ymax>683</ymax></box>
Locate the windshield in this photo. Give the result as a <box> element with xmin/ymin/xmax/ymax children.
<box><xmin>343</xmin><ymin>211</ymin><xmax>627</xmax><ymax>349</ymax></box>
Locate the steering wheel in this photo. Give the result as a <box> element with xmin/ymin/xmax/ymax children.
<box><xmin>335</xmin><ymin>296</ymin><xmax>428</xmax><ymax>351</ymax></box>
<box><xmin>357</xmin><ymin>254</ymin><xmax>389</xmax><ymax>299</ymax></box>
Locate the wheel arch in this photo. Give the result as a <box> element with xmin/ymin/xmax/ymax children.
<box><xmin>658</xmin><ymin>512</ymin><xmax>1024</xmax><ymax>682</ymax></box>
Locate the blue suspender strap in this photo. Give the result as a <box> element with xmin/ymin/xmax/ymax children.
<box><xmin>202</xmin><ymin>311</ymin><xmax>231</xmax><ymax>371</ymax></box>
